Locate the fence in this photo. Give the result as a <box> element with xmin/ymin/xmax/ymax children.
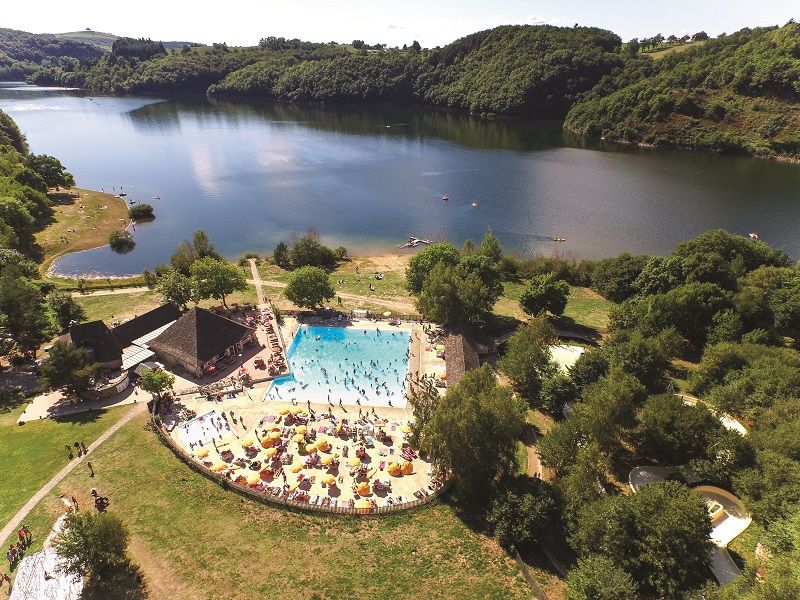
<box><xmin>512</xmin><ymin>549</ymin><xmax>547</xmax><ymax>599</ymax></box>
<box><xmin>150</xmin><ymin>413</ymin><xmax>451</xmax><ymax>516</ymax></box>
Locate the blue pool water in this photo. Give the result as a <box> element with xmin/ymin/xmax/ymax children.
<box><xmin>265</xmin><ymin>325</ymin><xmax>411</xmax><ymax>408</ymax></box>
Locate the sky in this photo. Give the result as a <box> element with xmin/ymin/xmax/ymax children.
<box><xmin>4</xmin><ymin>1</ymin><xmax>798</xmax><ymax>48</ymax></box>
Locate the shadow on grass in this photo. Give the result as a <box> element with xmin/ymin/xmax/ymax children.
<box><xmin>82</xmin><ymin>559</ymin><xmax>148</xmax><ymax>600</ymax></box>
<box><xmin>51</xmin><ymin>408</ymin><xmax>107</xmax><ymax>425</ymax></box>
<box><xmin>0</xmin><ymin>389</ymin><xmax>30</xmax><ymax>414</ymax></box>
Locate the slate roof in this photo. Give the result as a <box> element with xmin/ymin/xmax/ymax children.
<box><xmin>68</xmin><ymin>320</ymin><xmax>123</xmax><ymax>364</ymax></box>
<box><xmin>112</xmin><ymin>303</ymin><xmax>182</xmax><ymax>348</ymax></box>
<box><xmin>444</xmin><ymin>333</ymin><xmax>480</xmax><ymax>387</ymax></box>
<box><xmin>148</xmin><ymin>307</ymin><xmax>255</xmax><ymax>366</ymax></box>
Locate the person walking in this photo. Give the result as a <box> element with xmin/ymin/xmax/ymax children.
<box><xmin>86</xmin><ymin>462</ymin><xmax>94</xmax><ymax>477</ymax></box>
<box><xmin>80</xmin><ymin>441</ymin><xmax>88</xmax><ymax>454</ymax></box>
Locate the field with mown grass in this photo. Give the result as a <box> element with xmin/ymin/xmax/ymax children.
<box><xmin>11</xmin><ymin>410</ymin><xmax>539</xmax><ymax>599</ymax></box>
<box><xmin>0</xmin><ymin>401</ymin><xmax>133</xmax><ymax>550</ymax></box>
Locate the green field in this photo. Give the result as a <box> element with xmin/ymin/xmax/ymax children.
<box><xmin>9</xmin><ymin>410</ymin><xmax>534</xmax><ymax>598</ymax></box>
<box><xmin>499</xmin><ymin>283</ymin><xmax>611</xmax><ymax>331</ymax></box>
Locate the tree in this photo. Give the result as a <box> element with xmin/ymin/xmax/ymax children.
<box><xmin>284</xmin><ymin>266</ymin><xmax>334</xmax><ymax>309</ymax></box>
<box><xmin>692</xmin><ymin>31</ymin><xmax>709</xmax><ymax>42</ymax></box>
<box><xmin>53</xmin><ymin>511</ymin><xmax>130</xmax><ymax>581</ymax></box>
<box><xmin>407</xmin><ymin>379</ymin><xmax>440</xmax><ymax>448</ymax></box>
<box><xmin>520</xmin><ymin>273</ymin><xmax>570</xmax><ymax>317</ymax></box>
<box><xmin>572</xmin><ymin>481</ymin><xmax>713</xmax><ymax>597</ymax></box>
<box><xmin>537</xmin><ymin>417</ymin><xmax>587</xmax><ymax>477</ymax></box>
<box><xmin>420</xmin><ymin>364</ymin><xmax>526</xmax><ymax>503</ymax></box>
<box><xmin>410</xmin><ymin>40</ymin><xmax>422</xmax><ymax>54</ymax></box>
<box><xmin>405</xmin><ymin>242</ymin><xmax>460</xmax><ymax>294</ymax></box>
<box><xmin>0</xmin><ymin>197</ymin><xmax>37</xmax><ymax>258</ymax></box>
<box><xmin>625</xmin><ymin>38</ymin><xmax>641</xmax><ymax>57</ymax></box>
<box><xmin>26</xmin><ymin>154</ymin><xmax>75</xmax><ymax>189</ymax></box>
<box><xmin>604</xmin><ymin>330</ymin><xmax>670</xmax><ymax>392</ymax></box>
<box><xmin>565</xmin><ymin>555</ymin><xmax>638</xmax><ymax>600</ymax></box>
<box><xmin>39</xmin><ymin>341</ymin><xmax>101</xmax><ymax>395</ymax></box>
<box><xmin>108</xmin><ymin>230</ymin><xmax>135</xmax><ymax>254</ymax></box>
<box><xmin>352</xmin><ymin>40</ymin><xmax>365</xmax><ymax>50</ymax></box>
<box><xmin>273</xmin><ymin>242</ymin><xmax>290</xmax><ymax>268</ymax></box>
<box><xmin>190</xmin><ymin>257</ymin><xmax>248</xmax><ymax>309</ymax></box>
<box><xmin>127</xmin><ymin>204</ymin><xmax>154</xmax><ymax>220</ymax></box>
<box><xmin>192</xmin><ymin>229</ymin><xmax>221</xmax><ymax>260</ymax></box>
<box><xmin>170</xmin><ymin>239</ymin><xmax>197</xmax><ymax>275</ymax></box>
<box><xmin>591</xmin><ymin>253</ymin><xmax>650</xmax><ymax>303</ymax></box>
<box><xmin>487</xmin><ymin>475</ymin><xmax>557</xmax><ymax>550</ymax></box>
<box><xmin>497</xmin><ymin>317</ymin><xmax>558</xmax><ymax>403</ymax></box>
<box><xmin>0</xmin><ymin>269</ymin><xmax>51</xmax><ymax>352</ymax></box>
<box><xmin>477</xmin><ymin>227</ymin><xmax>503</xmax><ymax>264</ymax></box>
<box><xmin>568</xmin><ymin>348</ymin><xmax>609</xmax><ymax>389</ymax></box>
<box><xmin>575</xmin><ymin>370</ymin><xmax>646</xmax><ymax>453</ymax></box>
<box><xmin>290</xmin><ymin>231</ymin><xmax>335</xmax><ymax>268</ymax></box>
<box><xmin>13</xmin><ymin>167</ymin><xmax>48</xmax><ymax>193</ymax></box>
<box><xmin>47</xmin><ymin>290</ymin><xmax>87</xmax><ymax>331</ymax></box>
<box><xmin>416</xmin><ymin>257</ymin><xmax>502</xmax><ymax>325</ymax></box>
<box><xmin>637</xmin><ymin>394</ymin><xmax>722</xmax><ymax>465</ymax></box>
<box><xmin>540</xmin><ymin>371</ymin><xmax>577</xmax><ymax>417</ymax></box>
<box><xmin>155</xmin><ymin>268</ymin><xmax>194</xmax><ymax>310</ymax></box>
<box><xmin>140</xmin><ymin>368</ymin><xmax>175</xmax><ymax>400</ymax></box>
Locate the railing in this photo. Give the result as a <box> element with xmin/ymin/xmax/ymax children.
<box><xmin>150</xmin><ymin>413</ymin><xmax>450</xmax><ymax>516</ymax></box>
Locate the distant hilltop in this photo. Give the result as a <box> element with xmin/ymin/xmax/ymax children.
<box><xmin>57</xmin><ymin>29</ymin><xmax>204</xmax><ymax>50</ymax></box>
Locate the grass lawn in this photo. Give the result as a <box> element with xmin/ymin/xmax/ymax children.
<box><xmin>36</xmin><ymin>188</ymin><xmax>129</xmax><ymax>274</ymax></box>
<box><xmin>499</xmin><ymin>283</ymin><xmax>611</xmax><ymax>332</ymax></box>
<box><xmin>644</xmin><ymin>40</ymin><xmax>706</xmax><ymax>60</ymax></box>
<box><xmin>75</xmin><ymin>290</ymin><xmax>162</xmax><ymax>323</ymax></box>
<box><xmin>15</xmin><ymin>411</ymin><xmax>532</xmax><ymax>599</ymax></box>
<box><xmin>0</xmin><ymin>404</ymin><xmax>134</xmax><ymax>549</ymax></box>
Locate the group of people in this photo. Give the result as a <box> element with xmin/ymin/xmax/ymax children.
<box><xmin>6</xmin><ymin>525</ymin><xmax>31</xmax><ymax>568</ymax></box>
<box><xmin>65</xmin><ymin>440</ymin><xmax>88</xmax><ymax>459</ymax></box>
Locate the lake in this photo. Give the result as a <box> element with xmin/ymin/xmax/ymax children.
<box><xmin>2</xmin><ymin>82</ymin><xmax>800</xmax><ymax>277</ymax></box>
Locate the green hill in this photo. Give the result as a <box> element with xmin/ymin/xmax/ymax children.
<box><xmin>55</xmin><ymin>29</ymin><xmax>119</xmax><ymax>50</ymax></box>
<box><xmin>565</xmin><ymin>23</ymin><xmax>800</xmax><ymax>159</ymax></box>
<box><xmin>0</xmin><ymin>27</ymin><xmax>103</xmax><ymax>80</ymax></box>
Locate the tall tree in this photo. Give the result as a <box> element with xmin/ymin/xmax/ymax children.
<box><xmin>0</xmin><ymin>269</ymin><xmax>51</xmax><ymax>352</ymax></box>
<box><xmin>192</xmin><ymin>229</ymin><xmax>221</xmax><ymax>260</ymax></box>
<box><xmin>565</xmin><ymin>555</ymin><xmax>638</xmax><ymax>600</ymax></box>
<box><xmin>284</xmin><ymin>265</ymin><xmax>334</xmax><ymax>309</ymax></box>
<box><xmin>405</xmin><ymin>242</ymin><xmax>461</xmax><ymax>294</ymax></box>
<box><xmin>47</xmin><ymin>289</ymin><xmax>87</xmax><ymax>331</ymax></box>
<box><xmin>25</xmin><ymin>154</ymin><xmax>75</xmax><ymax>189</ymax></box>
<box><xmin>39</xmin><ymin>341</ymin><xmax>101</xmax><ymax>395</ymax></box>
<box><xmin>477</xmin><ymin>227</ymin><xmax>503</xmax><ymax>264</ymax></box>
<box><xmin>420</xmin><ymin>364</ymin><xmax>526</xmax><ymax>503</ymax></box>
<box><xmin>155</xmin><ymin>268</ymin><xmax>194</xmax><ymax>310</ymax></box>
<box><xmin>190</xmin><ymin>257</ymin><xmax>248</xmax><ymax>309</ymax></box>
<box><xmin>497</xmin><ymin>317</ymin><xmax>558</xmax><ymax>404</ymax></box>
<box><xmin>140</xmin><ymin>368</ymin><xmax>176</xmax><ymax>400</ymax></box>
<box><xmin>53</xmin><ymin>511</ymin><xmax>130</xmax><ymax>581</ymax></box>
<box><xmin>519</xmin><ymin>273</ymin><xmax>570</xmax><ymax>317</ymax></box>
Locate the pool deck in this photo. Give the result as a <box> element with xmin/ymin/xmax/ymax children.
<box><xmin>162</xmin><ymin>314</ymin><xmax>448</xmax><ymax>508</ymax></box>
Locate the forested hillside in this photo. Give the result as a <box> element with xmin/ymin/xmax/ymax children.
<box><xmin>32</xmin><ymin>26</ymin><xmax>623</xmax><ymax>118</ymax></box>
<box><xmin>0</xmin><ymin>28</ymin><xmax>103</xmax><ymax>80</ymax></box>
<box><xmin>566</xmin><ymin>22</ymin><xmax>800</xmax><ymax>159</ymax></box>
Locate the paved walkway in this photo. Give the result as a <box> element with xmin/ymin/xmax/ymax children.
<box><xmin>0</xmin><ymin>403</ymin><xmax>146</xmax><ymax>546</ymax></box>
<box><xmin>248</xmin><ymin>259</ymin><xmax>266</xmax><ymax>305</ymax></box>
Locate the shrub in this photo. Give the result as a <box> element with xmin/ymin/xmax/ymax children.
<box><xmin>127</xmin><ymin>204</ymin><xmax>154</xmax><ymax>220</ymax></box>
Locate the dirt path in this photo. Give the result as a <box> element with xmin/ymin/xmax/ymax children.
<box><xmin>260</xmin><ymin>280</ymin><xmax>416</xmax><ymax>312</ymax></box>
<box><xmin>248</xmin><ymin>258</ymin><xmax>266</xmax><ymax>305</ymax></box>
<box><xmin>0</xmin><ymin>403</ymin><xmax>146</xmax><ymax>546</ymax></box>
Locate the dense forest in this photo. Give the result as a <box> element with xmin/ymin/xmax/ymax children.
<box><xmin>0</xmin><ymin>28</ymin><xmax>103</xmax><ymax>80</ymax></box>
<box><xmin>565</xmin><ymin>22</ymin><xmax>800</xmax><ymax>158</ymax></box>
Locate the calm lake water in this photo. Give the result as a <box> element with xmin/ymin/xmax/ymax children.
<box><xmin>2</xmin><ymin>82</ymin><xmax>800</xmax><ymax>277</ymax></box>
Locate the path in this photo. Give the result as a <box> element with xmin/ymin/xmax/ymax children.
<box><xmin>0</xmin><ymin>403</ymin><xmax>146</xmax><ymax>546</ymax></box>
<box><xmin>248</xmin><ymin>258</ymin><xmax>266</xmax><ymax>305</ymax></box>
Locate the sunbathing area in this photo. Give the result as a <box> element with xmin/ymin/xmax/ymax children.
<box><xmin>157</xmin><ymin>311</ymin><xmax>452</xmax><ymax>513</ymax></box>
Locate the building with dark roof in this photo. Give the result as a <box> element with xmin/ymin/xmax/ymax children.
<box><xmin>148</xmin><ymin>307</ymin><xmax>257</xmax><ymax>377</ymax></box>
<box><xmin>444</xmin><ymin>333</ymin><xmax>480</xmax><ymax>387</ymax></box>
<box><xmin>112</xmin><ymin>303</ymin><xmax>182</xmax><ymax>348</ymax></box>
<box><xmin>65</xmin><ymin>320</ymin><xmax>123</xmax><ymax>370</ymax></box>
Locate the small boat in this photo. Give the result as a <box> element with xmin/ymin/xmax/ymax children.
<box><xmin>152</xmin><ymin>196</ymin><xmax>160</xmax><ymax>200</ymax></box>
<box><xmin>398</xmin><ymin>237</ymin><xmax>434</xmax><ymax>248</ymax></box>
<box><xmin>442</xmin><ymin>194</ymin><xmax>449</xmax><ymax>201</ymax></box>
<box><xmin>552</xmin><ymin>237</ymin><xmax>566</xmax><ymax>242</ymax></box>
<box><xmin>471</xmin><ymin>202</ymin><xmax>478</xmax><ymax>207</ymax></box>
<box><xmin>749</xmin><ymin>232</ymin><xmax>759</xmax><ymax>239</ymax></box>
<box><xmin>118</xmin><ymin>192</ymin><xmax>127</xmax><ymax>197</ymax></box>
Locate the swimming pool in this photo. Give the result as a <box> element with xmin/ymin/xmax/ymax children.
<box><xmin>550</xmin><ymin>344</ymin><xmax>585</xmax><ymax>373</ymax></box>
<box><xmin>266</xmin><ymin>325</ymin><xmax>411</xmax><ymax>408</ymax></box>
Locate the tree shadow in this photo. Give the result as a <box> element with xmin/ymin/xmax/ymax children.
<box><xmin>82</xmin><ymin>559</ymin><xmax>148</xmax><ymax>600</ymax></box>
<box><xmin>51</xmin><ymin>408</ymin><xmax>107</xmax><ymax>425</ymax></box>
<box><xmin>0</xmin><ymin>389</ymin><xmax>30</xmax><ymax>414</ymax></box>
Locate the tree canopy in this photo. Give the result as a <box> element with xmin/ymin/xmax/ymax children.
<box><xmin>497</xmin><ymin>317</ymin><xmax>558</xmax><ymax>404</ymax></box>
<box><xmin>53</xmin><ymin>511</ymin><xmax>131</xmax><ymax>581</ymax></box>
<box><xmin>190</xmin><ymin>257</ymin><xmax>248</xmax><ymax>309</ymax></box>
<box><xmin>39</xmin><ymin>341</ymin><xmax>102</xmax><ymax>395</ymax></box>
<box><xmin>284</xmin><ymin>265</ymin><xmax>335</xmax><ymax>309</ymax></box>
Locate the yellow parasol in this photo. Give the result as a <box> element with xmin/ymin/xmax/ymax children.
<box><xmin>400</xmin><ymin>424</ymin><xmax>413</xmax><ymax>434</ymax></box>
<box><xmin>316</xmin><ymin>438</ymin><xmax>329</xmax><ymax>452</ymax></box>
<box><xmin>269</xmin><ymin>431</ymin><xmax>281</xmax><ymax>439</ymax></box>
<box><xmin>301</xmin><ymin>411</ymin><xmax>309</xmax><ymax>417</ymax></box>
<box><xmin>436</xmin><ymin>344</ymin><xmax>445</xmax><ymax>351</ymax></box>
<box><xmin>295</xmin><ymin>425</ymin><xmax>308</xmax><ymax>434</ymax></box>
<box><xmin>195</xmin><ymin>447</ymin><xmax>209</xmax><ymax>458</ymax></box>
<box><xmin>291</xmin><ymin>407</ymin><xmax>303</xmax><ymax>415</ymax></box>
<box><xmin>292</xmin><ymin>433</ymin><xmax>305</xmax><ymax>443</ymax></box>
<box><xmin>289</xmin><ymin>481</ymin><xmax>300</xmax><ymax>491</ymax></box>
<box><xmin>387</xmin><ymin>462</ymin><xmax>402</xmax><ymax>477</ymax></box>
<box><xmin>266</xmin><ymin>447</ymin><xmax>278</xmax><ymax>457</ymax></box>
<box><xmin>260</xmin><ymin>437</ymin><xmax>274</xmax><ymax>449</ymax></box>
<box><xmin>291</xmin><ymin>464</ymin><xmax>303</xmax><ymax>473</ymax></box>
<box><xmin>260</xmin><ymin>467</ymin><xmax>273</xmax><ymax>480</ymax></box>
<box><xmin>246</xmin><ymin>472</ymin><xmax>261</xmax><ymax>485</ymax></box>
<box><xmin>322</xmin><ymin>474</ymin><xmax>336</xmax><ymax>485</ymax></box>
<box><xmin>305</xmin><ymin>443</ymin><xmax>318</xmax><ymax>453</ymax></box>
<box><xmin>401</xmin><ymin>460</ymin><xmax>414</xmax><ymax>475</ymax></box>
<box><xmin>321</xmin><ymin>455</ymin><xmax>334</xmax><ymax>466</ymax></box>
<box><xmin>355</xmin><ymin>499</ymin><xmax>372</xmax><ymax>509</ymax></box>
<box><xmin>210</xmin><ymin>462</ymin><xmax>226</xmax><ymax>472</ymax></box>
<box><xmin>335</xmin><ymin>423</ymin><xmax>343</xmax><ymax>435</ymax></box>
<box><xmin>279</xmin><ymin>408</ymin><xmax>290</xmax><ymax>415</ymax></box>
<box><xmin>348</xmin><ymin>457</ymin><xmax>361</xmax><ymax>467</ymax></box>
<box><xmin>383</xmin><ymin>311</ymin><xmax>392</xmax><ymax>317</ymax></box>
<box><xmin>366</xmin><ymin>467</ymin><xmax>378</xmax><ymax>479</ymax></box>
<box><xmin>357</xmin><ymin>481</ymin><xmax>371</xmax><ymax>496</ymax></box>
<box><xmin>241</xmin><ymin>439</ymin><xmax>254</xmax><ymax>448</ymax></box>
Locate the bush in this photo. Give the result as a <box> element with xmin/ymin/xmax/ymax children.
<box><xmin>108</xmin><ymin>230</ymin><xmax>135</xmax><ymax>254</ymax></box>
<box><xmin>127</xmin><ymin>203</ymin><xmax>154</xmax><ymax>220</ymax></box>
<box><xmin>237</xmin><ymin>252</ymin><xmax>260</xmax><ymax>266</ymax></box>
